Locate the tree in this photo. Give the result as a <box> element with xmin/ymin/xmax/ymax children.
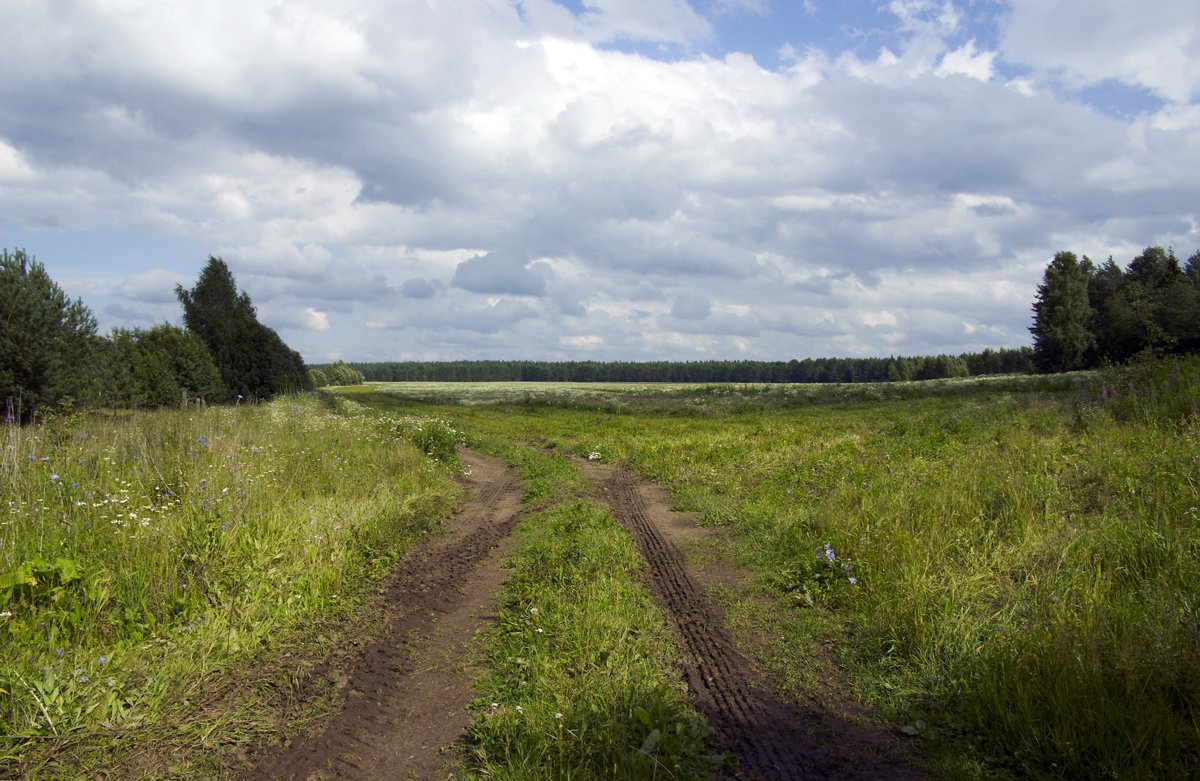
<box><xmin>1030</xmin><ymin>251</ymin><xmax>1095</xmax><ymax>373</ymax></box>
<box><xmin>1</xmin><ymin>249</ymin><xmax>100</xmax><ymax>422</ymax></box>
<box><xmin>105</xmin><ymin>324</ymin><xmax>226</xmax><ymax>408</ymax></box>
<box><xmin>324</xmin><ymin>361</ymin><xmax>364</xmax><ymax>386</ymax></box>
<box><xmin>176</xmin><ymin>257</ymin><xmax>310</xmax><ymax>400</ymax></box>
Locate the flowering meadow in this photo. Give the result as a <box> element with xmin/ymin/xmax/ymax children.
<box><xmin>1</xmin><ymin>395</ymin><xmax>459</xmax><ymax>775</ymax></box>
<box><xmin>367</xmin><ymin>355</ymin><xmax>1200</xmax><ymax>780</ymax></box>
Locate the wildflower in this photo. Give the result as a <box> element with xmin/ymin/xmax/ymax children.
<box><xmin>848</xmin><ymin>577</ymin><xmax>858</xmax><ymax>585</ymax></box>
<box><xmin>0</xmin><ymin>611</ymin><xmax>10</xmax><ymax>620</ymax></box>
<box><xmin>529</xmin><ymin>607</ymin><xmax>538</xmax><ymax>616</ymax></box>
<box><xmin>98</xmin><ymin>656</ymin><xmax>108</xmax><ymax>664</ymax></box>
<box><xmin>50</xmin><ymin>474</ymin><xmax>59</xmax><ymax>481</ymax></box>
<box><xmin>555</xmin><ymin>712</ymin><xmax>563</xmax><ymax>719</ymax></box>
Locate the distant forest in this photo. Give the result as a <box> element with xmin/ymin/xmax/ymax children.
<box><xmin>324</xmin><ymin>347</ymin><xmax>1034</xmax><ymax>385</ymax></box>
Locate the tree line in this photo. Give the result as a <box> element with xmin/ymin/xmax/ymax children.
<box><xmin>330</xmin><ymin>348</ymin><xmax>1034</xmax><ymax>385</ymax></box>
<box><xmin>2</xmin><ymin>251</ymin><xmax>309</xmax><ymax>423</ymax></box>
<box><xmin>1030</xmin><ymin>246</ymin><xmax>1200</xmax><ymax>373</ymax></box>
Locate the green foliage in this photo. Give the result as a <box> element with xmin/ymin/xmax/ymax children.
<box><xmin>308</xmin><ymin>368</ymin><xmax>329</xmax><ymax>387</ymax></box>
<box><xmin>1038</xmin><ymin>245</ymin><xmax>1200</xmax><ymax>372</ymax></box>
<box><xmin>379</xmin><ymin>368</ymin><xmax>1200</xmax><ymax>780</ymax></box>
<box><xmin>1031</xmin><ymin>251</ymin><xmax>1095</xmax><ymax>373</ymax></box>
<box><xmin>176</xmin><ymin>256</ymin><xmax>310</xmax><ymax>400</ymax></box>
<box><xmin>392</xmin><ymin>415</ymin><xmax>461</xmax><ymax>465</ymax></box>
<box><xmin>0</xmin><ymin>558</ymin><xmax>83</xmax><ymax>609</ymax></box>
<box><xmin>465</xmin><ymin>444</ymin><xmax>719</xmax><ymax>779</ymax></box>
<box><xmin>343</xmin><ymin>348</ymin><xmax>1035</xmax><ymax>385</ymax></box>
<box><xmin>1093</xmin><ymin>353</ymin><xmax>1200</xmax><ymax>424</ymax></box>
<box><xmin>104</xmin><ymin>324</ymin><xmax>227</xmax><ymax>407</ymax></box>
<box><xmin>0</xmin><ymin>249</ymin><xmax>102</xmax><ymax>423</ymax></box>
<box><xmin>0</xmin><ymin>396</ymin><xmax>459</xmax><ymax>772</ymax></box>
<box><xmin>323</xmin><ymin>360</ymin><xmax>365</xmax><ymax>386</ymax></box>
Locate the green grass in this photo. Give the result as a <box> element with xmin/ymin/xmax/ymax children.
<box><xmin>352</xmin><ymin>357</ymin><xmax>1200</xmax><ymax>779</ymax></box>
<box><xmin>457</xmin><ymin>436</ymin><xmax>719</xmax><ymax>780</ymax></box>
<box><xmin>1</xmin><ymin>395</ymin><xmax>461</xmax><ymax>777</ymax></box>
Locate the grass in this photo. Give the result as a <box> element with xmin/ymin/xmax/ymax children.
<box><xmin>456</xmin><ymin>434</ymin><xmax>720</xmax><ymax>780</ymax></box>
<box><xmin>6</xmin><ymin>361</ymin><xmax>1195</xmax><ymax>779</ymax></box>
<box><xmin>352</xmin><ymin>359</ymin><xmax>1200</xmax><ymax>779</ymax></box>
<box><xmin>0</xmin><ymin>394</ymin><xmax>461</xmax><ymax>778</ymax></box>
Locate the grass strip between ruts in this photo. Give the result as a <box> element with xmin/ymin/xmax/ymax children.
<box><xmin>460</xmin><ymin>434</ymin><xmax>720</xmax><ymax>780</ymax></box>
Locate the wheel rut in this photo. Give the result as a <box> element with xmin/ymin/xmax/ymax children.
<box><xmin>241</xmin><ymin>449</ymin><xmax>523</xmax><ymax>781</ymax></box>
<box><xmin>575</xmin><ymin>457</ymin><xmax>928</xmax><ymax>781</ymax></box>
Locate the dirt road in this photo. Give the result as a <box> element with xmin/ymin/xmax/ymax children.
<box><xmin>243</xmin><ymin>448</ymin><xmax>926</xmax><ymax>780</ymax></box>
<box><xmin>243</xmin><ymin>450</ymin><xmax>523</xmax><ymax>780</ymax></box>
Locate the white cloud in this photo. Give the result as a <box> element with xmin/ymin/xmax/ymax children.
<box><xmin>0</xmin><ymin>0</ymin><xmax>1197</xmax><ymax>362</ymax></box>
<box><xmin>116</xmin><ymin>269</ymin><xmax>192</xmax><ymax>303</ymax></box>
<box><xmin>935</xmin><ymin>39</ymin><xmax>995</xmax><ymax>82</ymax></box>
<box><xmin>302</xmin><ymin>308</ymin><xmax>330</xmax><ymax>331</ymax></box>
<box><xmin>1002</xmin><ymin>0</ymin><xmax>1200</xmax><ymax>103</ymax></box>
<box><xmin>0</xmin><ymin>140</ymin><xmax>34</xmax><ymax>182</ymax></box>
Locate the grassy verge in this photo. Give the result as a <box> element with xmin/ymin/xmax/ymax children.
<box><xmin>354</xmin><ymin>358</ymin><xmax>1200</xmax><ymax>779</ymax></box>
<box><xmin>451</xmin><ymin>434</ymin><xmax>719</xmax><ymax>779</ymax></box>
<box><xmin>1</xmin><ymin>395</ymin><xmax>460</xmax><ymax>778</ymax></box>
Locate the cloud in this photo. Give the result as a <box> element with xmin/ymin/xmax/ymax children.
<box><xmin>116</xmin><ymin>268</ymin><xmax>192</xmax><ymax>303</ymax></box>
<box><xmin>0</xmin><ymin>0</ymin><xmax>1197</xmax><ymax>363</ymax></box>
<box><xmin>1001</xmin><ymin>0</ymin><xmax>1200</xmax><ymax>104</ymax></box>
<box><xmin>263</xmin><ymin>305</ymin><xmax>330</xmax><ymax>332</ymax></box>
<box><xmin>452</xmin><ymin>253</ymin><xmax>551</xmax><ymax>296</ymax></box>
<box><xmin>935</xmin><ymin>39</ymin><xmax>995</xmax><ymax>82</ymax></box>
<box><xmin>401</xmin><ymin>278</ymin><xmax>437</xmax><ymax>299</ymax></box>
<box><xmin>670</xmin><ymin>294</ymin><xmax>711</xmax><ymax>320</ymax></box>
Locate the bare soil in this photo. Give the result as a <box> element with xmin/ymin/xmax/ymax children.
<box><xmin>240</xmin><ymin>448</ymin><xmax>928</xmax><ymax>781</ymax></box>
<box><xmin>240</xmin><ymin>449</ymin><xmax>523</xmax><ymax>780</ymax></box>
<box><xmin>573</xmin><ymin>456</ymin><xmax>929</xmax><ymax>781</ymax></box>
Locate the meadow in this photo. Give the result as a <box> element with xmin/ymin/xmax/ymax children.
<box><xmin>353</xmin><ymin>357</ymin><xmax>1200</xmax><ymax>779</ymax></box>
<box><xmin>2</xmin><ymin>358</ymin><xmax>1197</xmax><ymax>779</ymax></box>
<box><xmin>1</xmin><ymin>395</ymin><xmax>461</xmax><ymax>777</ymax></box>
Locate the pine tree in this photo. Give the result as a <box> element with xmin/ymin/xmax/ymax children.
<box><xmin>1</xmin><ymin>249</ymin><xmax>100</xmax><ymax>422</ymax></box>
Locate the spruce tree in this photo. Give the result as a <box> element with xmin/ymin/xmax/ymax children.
<box><xmin>176</xmin><ymin>257</ymin><xmax>309</xmax><ymax>400</ymax></box>
<box><xmin>1030</xmin><ymin>251</ymin><xmax>1095</xmax><ymax>373</ymax></box>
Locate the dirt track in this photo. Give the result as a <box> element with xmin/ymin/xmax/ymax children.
<box><xmin>242</xmin><ymin>450</ymin><xmax>523</xmax><ymax>780</ymax></box>
<box><xmin>575</xmin><ymin>458</ymin><xmax>927</xmax><ymax>781</ymax></box>
<box><xmin>243</xmin><ymin>448</ymin><xmax>926</xmax><ymax>780</ymax></box>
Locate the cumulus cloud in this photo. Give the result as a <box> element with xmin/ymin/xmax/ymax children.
<box><xmin>401</xmin><ymin>278</ymin><xmax>437</xmax><ymax>299</ymax></box>
<box><xmin>452</xmin><ymin>253</ymin><xmax>551</xmax><ymax>296</ymax></box>
<box><xmin>0</xmin><ymin>0</ymin><xmax>1196</xmax><ymax>362</ymax></box>
<box><xmin>1001</xmin><ymin>0</ymin><xmax>1200</xmax><ymax>104</ymax></box>
<box><xmin>116</xmin><ymin>268</ymin><xmax>192</xmax><ymax>303</ymax></box>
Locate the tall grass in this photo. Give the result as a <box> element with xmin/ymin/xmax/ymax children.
<box><xmin>373</xmin><ymin>357</ymin><xmax>1200</xmax><ymax>779</ymax></box>
<box><xmin>461</xmin><ymin>436</ymin><xmax>719</xmax><ymax>779</ymax></box>
<box><xmin>1</xmin><ymin>395</ymin><xmax>459</xmax><ymax>775</ymax></box>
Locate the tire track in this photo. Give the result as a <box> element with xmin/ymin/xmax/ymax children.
<box><xmin>578</xmin><ymin>459</ymin><xmax>927</xmax><ymax>781</ymax></box>
<box><xmin>242</xmin><ymin>449</ymin><xmax>524</xmax><ymax>780</ymax></box>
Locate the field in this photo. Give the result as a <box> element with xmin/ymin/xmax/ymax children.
<box><xmin>3</xmin><ymin>359</ymin><xmax>1198</xmax><ymax>779</ymax></box>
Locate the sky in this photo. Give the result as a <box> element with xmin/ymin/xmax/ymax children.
<box><xmin>2</xmin><ymin>0</ymin><xmax>1198</xmax><ymax>364</ymax></box>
